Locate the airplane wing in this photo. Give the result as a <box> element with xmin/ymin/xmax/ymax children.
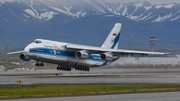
<box><xmin>65</xmin><ymin>44</ymin><xmax>171</xmax><ymax>56</ymax></box>
<box><xmin>7</xmin><ymin>51</ymin><xmax>24</xmax><ymax>55</ymax></box>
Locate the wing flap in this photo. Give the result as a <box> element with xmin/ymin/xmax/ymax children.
<box><xmin>66</xmin><ymin>44</ymin><xmax>169</xmax><ymax>56</ymax></box>
<box><xmin>66</xmin><ymin>44</ymin><xmax>112</xmax><ymax>52</ymax></box>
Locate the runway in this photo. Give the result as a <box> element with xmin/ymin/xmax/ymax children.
<box><xmin>0</xmin><ymin>68</ymin><xmax>180</xmax><ymax>85</ymax></box>
<box><xmin>1</xmin><ymin>67</ymin><xmax>180</xmax><ymax>100</ymax></box>
<box><xmin>2</xmin><ymin>92</ymin><xmax>180</xmax><ymax>101</ymax></box>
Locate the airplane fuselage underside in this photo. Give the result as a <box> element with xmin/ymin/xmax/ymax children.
<box><xmin>26</xmin><ymin>48</ymin><xmax>116</xmax><ymax>68</ymax></box>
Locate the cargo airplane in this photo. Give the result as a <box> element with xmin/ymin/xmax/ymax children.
<box><xmin>8</xmin><ymin>23</ymin><xmax>169</xmax><ymax>71</ymax></box>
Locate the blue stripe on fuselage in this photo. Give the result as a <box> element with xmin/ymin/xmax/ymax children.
<box><xmin>29</xmin><ymin>48</ymin><xmax>75</xmax><ymax>57</ymax></box>
<box><xmin>29</xmin><ymin>47</ymin><xmax>107</xmax><ymax>62</ymax></box>
<box><xmin>102</xmin><ymin>61</ymin><xmax>108</xmax><ymax>65</ymax></box>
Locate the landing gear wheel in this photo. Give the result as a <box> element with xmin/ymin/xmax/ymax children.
<box><xmin>74</xmin><ymin>65</ymin><xmax>90</xmax><ymax>72</ymax></box>
<box><xmin>35</xmin><ymin>63</ymin><xmax>39</xmax><ymax>66</ymax></box>
<box><xmin>57</xmin><ymin>65</ymin><xmax>71</xmax><ymax>71</ymax></box>
<box><xmin>40</xmin><ymin>63</ymin><xmax>44</xmax><ymax>66</ymax></box>
<box><xmin>35</xmin><ymin>62</ymin><xmax>44</xmax><ymax>67</ymax></box>
<box><xmin>57</xmin><ymin>66</ymin><xmax>60</xmax><ymax>70</ymax></box>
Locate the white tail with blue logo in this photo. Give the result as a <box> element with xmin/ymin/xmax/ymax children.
<box><xmin>101</xmin><ymin>23</ymin><xmax>122</xmax><ymax>49</ymax></box>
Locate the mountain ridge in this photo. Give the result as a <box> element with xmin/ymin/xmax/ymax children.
<box><xmin>0</xmin><ymin>0</ymin><xmax>180</xmax><ymax>50</ymax></box>
<box><xmin>1</xmin><ymin>0</ymin><xmax>180</xmax><ymax>22</ymax></box>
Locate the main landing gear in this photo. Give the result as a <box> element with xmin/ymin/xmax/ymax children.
<box><xmin>57</xmin><ymin>65</ymin><xmax>71</xmax><ymax>71</ymax></box>
<box><xmin>75</xmin><ymin>65</ymin><xmax>89</xmax><ymax>71</ymax></box>
<box><xmin>56</xmin><ymin>64</ymin><xmax>89</xmax><ymax>72</ymax></box>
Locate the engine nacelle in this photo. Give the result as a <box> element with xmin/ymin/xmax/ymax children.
<box><xmin>101</xmin><ymin>53</ymin><xmax>114</xmax><ymax>61</ymax></box>
<box><xmin>75</xmin><ymin>51</ymin><xmax>89</xmax><ymax>59</ymax></box>
<box><xmin>20</xmin><ymin>54</ymin><xmax>31</xmax><ymax>61</ymax></box>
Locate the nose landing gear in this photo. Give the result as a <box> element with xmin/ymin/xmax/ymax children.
<box><xmin>35</xmin><ymin>62</ymin><xmax>44</xmax><ymax>67</ymax></box>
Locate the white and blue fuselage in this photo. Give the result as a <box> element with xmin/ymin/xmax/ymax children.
<box><xmin>24</xmin><ymin>39</ymin><xmax>116</xmax><ymax>68</ymax></box>
<box><xmin>8</xmin><ymin>23</ymin><xmax>167</xmax><ymax>71</ymax></box>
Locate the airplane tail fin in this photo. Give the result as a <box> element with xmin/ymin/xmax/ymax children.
<box><xmin>101</xmin><ymin>23</ymin><xmax>122</xmax><ymax>49</ymax></box>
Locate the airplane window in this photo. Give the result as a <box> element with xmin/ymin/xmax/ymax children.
<box><xmin>34</xmin><ymin>40</ymin><xmax>41</xmax><ymax>43</ymax></box>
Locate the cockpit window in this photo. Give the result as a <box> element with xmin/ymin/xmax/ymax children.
<box><xmin>34</xmin><ymin>40</ymin><xmax>42</xmax><ymax>43</ymax></box>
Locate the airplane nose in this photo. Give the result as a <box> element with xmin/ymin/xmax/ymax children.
<box><xmin>24</xmin><ymin>45</ymin><xmax>30</xmax><ymax>55</ymax></box>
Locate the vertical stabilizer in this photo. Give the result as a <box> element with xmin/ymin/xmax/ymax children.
<box><xmin>101</xmin><ymin>23</ymin><xmax>122</xmax><ymax>49</ymax></box>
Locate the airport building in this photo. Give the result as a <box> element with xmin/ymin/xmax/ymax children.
<box><xmin>117</xmin><ymin>56</ymin><xmax>180</xmax><ymax>67</ymax></box>
<box><xmin>115</xmin><ymin>36</ymin><xmax>180</xmax><ymax>67</ymax></box>
<box><xmin>149</xmin><ymin>36</ymin><xmax>156</xmax><ymax>52</ymax></box>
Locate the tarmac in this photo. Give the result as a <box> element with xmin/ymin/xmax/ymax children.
<box><xmin>1</xmin><ymin>67</ymin><xmax>180</xmax><ymax>100</ymax></box>
<box><xmin>0</xmin><ymin>67</ymin><xmax>180</xmax><ymax>85</ymax></box>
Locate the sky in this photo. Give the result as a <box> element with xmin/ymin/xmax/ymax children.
<box><xmin>103</xmin><ymin>0</ymin><xmax>180</xmax><ymax>4</ymax></box>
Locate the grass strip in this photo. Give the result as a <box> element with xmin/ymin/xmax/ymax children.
<box><xmin>0</xmin><ymin>83</ymin><xmax>180</xmax><ymax>98</ymax></box>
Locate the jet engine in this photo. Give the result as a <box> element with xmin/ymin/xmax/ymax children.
<box><xmin>20</xmin><ymin>54</ymin><xmax>31</xmax><ymax>61</ymax></box>
<box><xmin>75</xmin><ymin>51</ymin><xmax>89</xmax><ymax>59</ymax></box>
<box><xmin>101</xmin><ymin>53</ymin><xmax>114</xmax><ymax>61</ymax></box>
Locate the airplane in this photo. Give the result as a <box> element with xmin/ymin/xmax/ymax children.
<box><xmin>8</xmin><ymin>23</ymin><xmax>170</xmax><ymax>71</ymax></box>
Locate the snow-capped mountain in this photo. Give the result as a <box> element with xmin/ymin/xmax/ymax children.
<box><xmin>0</xmin><ymin>0</ymin><xmax>180</xmax><ymax>22</ymax></box>
<box><xmin>0</xmin><ymin>0</ymin><xmax>180</xmax><ymax>50</ymax></box>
